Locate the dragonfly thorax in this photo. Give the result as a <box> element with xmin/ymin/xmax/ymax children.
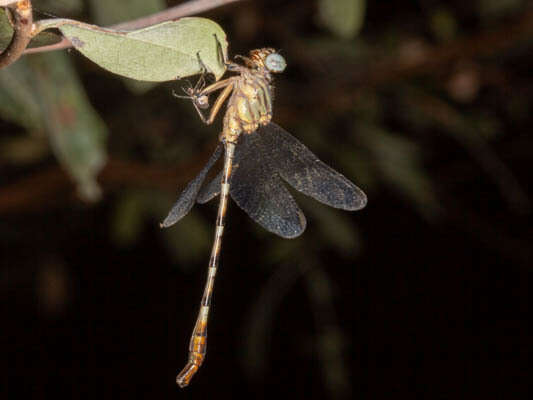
<box><xmin>182</xmin><ymin>47</ymin><xmax>286</xmax><ymax>143</ymax></box>
<box><xmin>223</xmin><ymin>70</ymin><xmax>274</xmax><ymax>142</ymax></box>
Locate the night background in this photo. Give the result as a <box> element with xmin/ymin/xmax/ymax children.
<box><xmin>1</xmin><ymin>0</ymin><xmax>531</xmax><ymax>398</ymax></box>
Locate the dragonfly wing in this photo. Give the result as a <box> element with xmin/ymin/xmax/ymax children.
<box><xmin>197</xmin><ymin>170</ymin><xmax>222</xmax><ymax>204</ymax></box>
<box><xmin>261</xmin><ymin>123</ymin><xmax>367</xmax><ymax>210</ymax></box>
<box><xmin>160</xmin><ymin>144</ymin><xmax>223</xmax><ymax>228</ymax></box>
<box><xmin>230</xmin><ymin>132</ymin><xmax>307</xmax><ymax>238</ymax></box>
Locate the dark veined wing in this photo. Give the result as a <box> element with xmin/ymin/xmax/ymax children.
<box><xmin>160</xmin><ymin>144</ymin><xmax>223</xmax><ymax>228</ymax></box>
<box><xmin>196</xmin><ymin>170</ymin><xmax>222</xmax><ymax>204</ymax></box>
<box><xmin>261</xmin><ymin>123</ymin><xmax>367</xmax><ymax>210</ymax></box>
<box><xmin>197</xmin><ymin>133</ymin><xmax>307</xmax><ymax>238</ymax></box>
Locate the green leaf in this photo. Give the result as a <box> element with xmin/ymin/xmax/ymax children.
<box><xmin>318</xmin><ymin>0</ymin><xmax>366</xmax><ymax>39</ymax></box>
<box><xmin>32</xmin><ymin>52</ymin><xmax>108</xmax><ymax>201</ymax></box>
<box><xmin>40</xmin><ymin>17</ymin><xmax>228</xmax><ymax>82</ymax></box>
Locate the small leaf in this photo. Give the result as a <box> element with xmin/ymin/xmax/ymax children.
<box><xmin>31</xmin><ymin>52</ymin><xmax>108</xmax><ymax>201</ymax></box>
<box><xmin>41</xmin><ymin>17</ymin><xmax>228</xmax><ymax>81</ymax></box>
<box><xmin>318</xmin><ymin>0</ymin><xmax>366</xmax><ymax>39</ymax></box>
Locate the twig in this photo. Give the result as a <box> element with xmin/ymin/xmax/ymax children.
<box><xmin>0</xmin><ymin>0</ymin><xmax>32</xmax><ymax>68</ymax></box>
<box><xmin>23</xmin><ymin>0</ymin><xmax>243</xmax><ymax>55</ymax></box>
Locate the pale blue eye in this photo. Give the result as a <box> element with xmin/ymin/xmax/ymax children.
<box><xmin>265</xmin><ymin>53</ymin><xmax>286</xmax><ymax>72</ymax></box>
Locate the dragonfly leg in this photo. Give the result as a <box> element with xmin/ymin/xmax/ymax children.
<box><xmin>188</xmin><ymin>78</ymin><xmax>236</xmax><ymax>125</ymax></box>
<box><xmin>201</xmin><ymin>81</ymin><xmax>235</xmax><ymax>125</ymax></box>
<box><xmin>181</xmin><ymin>61</ymin><xmax>210</xmax><ymax>111</ymax></box>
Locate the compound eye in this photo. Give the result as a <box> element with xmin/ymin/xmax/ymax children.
<box><xmin>265</xmin><ymin>53</ymin><xmax>286</xmax><ymax>73</ymax></box>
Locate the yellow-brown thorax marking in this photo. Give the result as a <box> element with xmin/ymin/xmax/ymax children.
<box><xmin>222</xmin><ymin>70</ymin><xmax>273</xmax><ymax>143</ymax></box>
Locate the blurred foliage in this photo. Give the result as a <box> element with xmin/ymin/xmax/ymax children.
<box><xmin>0</xmin><ymin>50</ymin><xmax>107</xmax><ymax>200</ymax></box>
<box><xmin>110</xmin><ymin>188</ymin><xmax>211</xmax><ymax>268</ymax></box>
<box><xmin>477</xmin><ymin>0</ymin><xmax>525</xmax><ymax>20</ymax></box>
<box><xmin>34</xmin><ymin>52</ymin><xmax>107</xmax><ymax>201</ymax></box>
<box><xmin>429</xmin><ymin>7</ymin><xmax>458</xmax><ymax>42</ymax></box>
<box><xmin>357</xmin><ymin>122</ymin><xmax>440</xmax><ymax>218</ymax></box>
<box><xmin>317</xmin><ymin>0</ymin><xmax>366</xmax><ymax>39</ymax></box>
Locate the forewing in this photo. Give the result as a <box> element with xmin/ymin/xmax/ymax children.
<box><xmin>261</xmin><ymin>123</ymin><xmax>367</xmax><ymax>210</ymax></box>
<box><xmin>160</xmin><ymin>144</ymin><xmax>223</xmax><ymax>227</ymax></box>
<box><xmin>230</xmin><ymin>132</ymin><xmax>307</xmax><ymax>238</ymax></box>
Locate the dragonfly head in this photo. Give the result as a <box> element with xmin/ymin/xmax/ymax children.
<box><xmin>247</xmin><ymin>48</ymin><xmax>286</xmax><ymax>73</ymax></box>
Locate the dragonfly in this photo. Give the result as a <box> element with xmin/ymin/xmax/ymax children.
<box><xmin>161</xmin><ymin>45</ymin><xmax>367</xmax><ymax>387</ymax></box>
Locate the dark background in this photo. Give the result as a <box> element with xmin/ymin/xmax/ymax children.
<box><xmin>1</xmin><ymin>0</ymin><xmax>531</xmax><ymax>398</ymax></box>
